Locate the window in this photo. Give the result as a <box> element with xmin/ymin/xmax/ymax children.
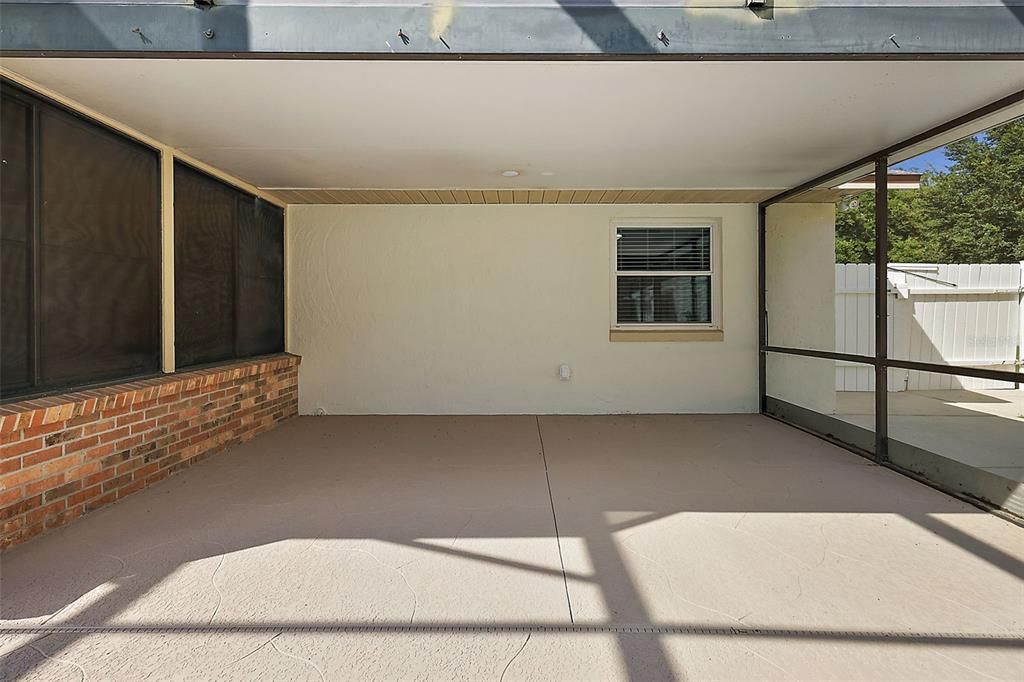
<box><xmin>612</xmin><ymin>222</ymin><xmax>719</xmax><ymax>329</ymax></box>
<box><xmin>174</xmin><ymin>162</ymin><xmax>284</xmax><ymax>368</ymax></box>
<box><xmin>1</xmin><ymin>81</ymin><xmax>161</xmax><ymax>398</ymax></box>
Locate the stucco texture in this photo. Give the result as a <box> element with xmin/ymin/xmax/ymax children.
<box><xmin>765</xmin><ymin>203</ymin><xmax>838</xmax><ymax>415</ymax></box>
<box><xmin>287</xmin><ymin>204</ymin><xmax>758</xmax><ymax>415</ymax></box>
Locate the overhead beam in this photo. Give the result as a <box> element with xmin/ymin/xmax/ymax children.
<box><xmin>2</xmin><ymin>4</ymin><xmax>1024</xmax><ymax>58</ymax></box>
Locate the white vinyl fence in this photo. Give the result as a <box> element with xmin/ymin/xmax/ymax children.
<box><xmin>835</xmin><ymin>263</ymin><xmax>1024</xmax><ymax>391</ymax></box>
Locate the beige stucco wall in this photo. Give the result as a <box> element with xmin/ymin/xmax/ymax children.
<box><xmin>288</xmin><ymin>204</ymin><xmax>758</xmax><ymax>414</ymax></box>
<box><xmin>765</xmin><ymin>203</ymin><xmax>837</xmax><ymax>414</ymax></box>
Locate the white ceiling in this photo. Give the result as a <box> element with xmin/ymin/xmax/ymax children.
<box><xmin>3</xmin><ymin>58</ymin><xmax>1022</xmax><ymax>191</ymax></box>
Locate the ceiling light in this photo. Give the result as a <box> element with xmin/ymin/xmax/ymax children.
<box><xmin>501</xmin><ymin>170</ymin><xmax>520</xmax><ymax>177</ymax></box>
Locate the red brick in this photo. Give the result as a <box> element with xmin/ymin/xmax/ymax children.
<box><xmin>116</xmin><ymin>409</ymin><xmax>146</xmax><ymax>425</ymax></box>
<box><xmin>3</xmin><ymin>466</ymin><xmax>50</xmax><ymax>489</ymax></box>
<box><xmin>102</xmin><ymin>473</ymin><xmax>132</xmax><ymax>493</ymax></box>
<box><xmin>82</xmin><ymin>418</ymin><xmax>117</xmax><ymax>436</ymax></box>
<box><xmin>39</xmin><ymin>456</ymin><xmax>81</xmax><ymax>479</ymax></box>
<box><xmin>26</xmin><ymin>499</ymin><xmax>66</xmax><ymax>527</ymax></box>
<box><xmin>117</xmin><ymin>479</ymin><xmax>145</xmax><ymax>498</ymax></box>
<box><xmin>68</xmin><ymin>484</ymin><xmax>103</xmax><ymax>507</ymax></box>
<box><xmin>66</xmin><ymin>460</ymin><xmax>102</xmax><ymax>481</ymax></box>
<box><xmin>22</xmin><ymin>446</ymin><xmax>64</xmax><ymax>467</ymax></box>
<box><xmin>84</xmin><ymin>468</ymin><xmax>115</xmax><ymax>487</ymax></box>
<box><xmin>84</xmin><ymin>491</ymin><xmax>116</xmax><ymax>512</ymax></box>
<box><xmin>3</xmin><ymin>421</ymin><xmax>63</xmax><ymax>444</ymax></box>
<box><xmin>99</xmin><ymin>426</ymin><xmax>131</xmax><ymax>444</ymax></box>
<box><xmin>0</xmin><ymin>437</ymin><xmax>43</xmax><ymax>460</ymax></box>
<box><xmin>1</xmin><ymin>355</ymin><xmax>299</xmax><ymax>549</ymax></box>
<box><xmin>43</xmin><ymin>480</ymin><xmax>82</xmax><ymax>503</ymax></box>
<box><xmin>26</xmin><ymin>473</ymin><xmax>66</xmax><ymax>497</ymax></box>
<box><xmin>43</xmin><ymin>427</ymin><xmax>82</xmax><ymax>447</ymax></box>
<box><xmin>113</xmin><ymin>434</ymin><xmax>144</xmax><ymax>451</ymax></box>
<box><xmin>131</xmin><ymin>418</ymin><xmax>158</xmax><ymax>434</ymax></box>
<box><xmin>83</xmin><ymin>442</ymin><xmax>116</xmax><ymax>461</ymax></box>
<box><xmin>0</xmin><ymin>486</ymin><xmax>24</xmax><ymax>507</ymax></box>
<box><xmin>65</xmin><ymin>435</ymin><xmax>100</xmax><ymax>454</ymax></box>
<box><xmin>145</xmin><ymin>405</ymin><xmax>171</xmax><ymax>419</ymax></box>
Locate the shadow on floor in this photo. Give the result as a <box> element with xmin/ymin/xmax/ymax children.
<box><xmin>2</xmin><ymin>415</ymin><xmax>1022</xmax><ymax>681</ymax></box>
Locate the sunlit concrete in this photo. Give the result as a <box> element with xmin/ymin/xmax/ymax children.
<box><xmin>837</xmin><ymin>389</ymin><xmax>1024</xmax><ymax>482</ymax></box>
<box><xmin>2</xmin><ymin>415</ymin><xmax>1022</xmax><ymax>681</ymax></box>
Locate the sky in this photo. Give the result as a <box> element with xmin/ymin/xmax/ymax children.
<box><xmin>892</xmin><ymin>147</ymin><xmax>952</xmax><ymax>173</ymax></box>
<box><xmin>890</xmin><ymin>131</ymin><xmax>995</xmax><ymax>173</ymax></box>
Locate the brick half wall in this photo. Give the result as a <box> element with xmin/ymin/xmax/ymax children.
<box><xmin>0</xmin><ymin>354</ymin><xmax>300</xmax><ymax>549</ymax></box>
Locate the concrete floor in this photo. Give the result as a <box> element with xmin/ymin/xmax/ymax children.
<box><xmin>1</xmin><ymin>415</ymin><xmax>1022</xmax><ymax>681</ymax></box>
<box><xmin>836</xmin><ymin>389</ymin><xmax>1024</xmax><ymax>482</ymax></box>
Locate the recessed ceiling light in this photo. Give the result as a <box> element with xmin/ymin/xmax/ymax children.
<box><xmin>501</xmin><ymin>170</ymin><xmax>520</xmax><ymax>177</ymax></box>
<box><xmin>541</xmin><ymin>171</ymin><xmax>555</xmax><ymax>177</ymax></box>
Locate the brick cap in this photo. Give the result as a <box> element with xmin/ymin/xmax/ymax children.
<box><xmin>0</xmin><ymin>354</ymin><xmax>301</xmax><ymax>433</ymax></box>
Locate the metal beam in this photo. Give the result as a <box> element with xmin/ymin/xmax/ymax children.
<box><xmin>760</xmin><ymin>89</ymin><xmax>1024</xmax><ymax>207</ymax></box>
<box><xmin>874</xmin><ymin>157</ymin><xmax>888</xmax><ymax>462</ymax></box>
<box><xmin>757</xmin><ymin>204</ymin><xmax>767</xmax><ymax>413</ymax></box>
<box><xmin>2</xmin><ymin>4</ymin><xmax>1024</xmax><ymax>58</ymax></box>
<box><xmin>763</xmin><ymin>346</ymin><xmax>875</xmax><ymax>366</ymax></box>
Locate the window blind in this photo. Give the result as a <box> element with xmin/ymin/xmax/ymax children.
<box><xmin>615</xmin><ymin>226</ymin><xmax>714</xmax><ymax>326</ymax></box>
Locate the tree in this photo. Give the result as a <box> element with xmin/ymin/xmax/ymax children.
<box><xmin>834</xmin><ymin>119</ymin><xmax>1024</xmax><ymax>263</ymax></box>
<box><xmin>835</xmin><ymin>187</ymin><xmax>935</xmax><ymax>263</ymax></box>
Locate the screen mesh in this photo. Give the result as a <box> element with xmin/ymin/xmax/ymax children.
<box><xmin>1</xmin><ymin>82</ymin><xmax>161</xmax><ymax>398</ymax></box>
<box><xmin>237</xmin><ymin>199</ymin><xmax>285</xmax><ymax>358</ymax></box>
<box><xmin>174</xmin><ymin>162</ymin><xmax>284</xmax><ymax>368</ymax></box>
<box><xmin>174</xmin><ymin>163</ymin><xmax>238</xmax><ymax>368</ymax></box>
<box><xmin>38</xmin><ymin>108</ymin><xmax>161</xmax><ymax>386</ymax></box>
<box><xmin>0</xmin><ymin>92</ymin><xmax>33</xmax><ymax>394</ymax></box>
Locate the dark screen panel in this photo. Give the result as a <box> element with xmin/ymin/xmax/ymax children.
<box><xmin>174</xmin><ymin>163</ymin><xmax>238</xmax><ymax>367</ymax></box>
<box><xmin>2</xmin><ymin>82</ymin><xmax>160</xmax><ymax>398</ymax></box>
<box><xmin>37</xmin><ymin>108</ymin><xmax>161</xmax><ymax>386</ymax></box>
<box><xmin>237</xmin><ymin>199</ymin><xmax>284</xmax><ymax>358</ymax></box>
<box><xmin>0</xmin><ymin>93</ymin><xmax>33</xmax><ymax>393</ymax></box>
<box><xmin>174</xmin><ymin>163</ymin><xmax>285</xmax><ymax>368</ymax></box>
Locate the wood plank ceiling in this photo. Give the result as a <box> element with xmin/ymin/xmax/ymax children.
<box><xmin>267</xmin><ymin>188</ymin><xmax>853</xmax><ymax>205</ymax></box>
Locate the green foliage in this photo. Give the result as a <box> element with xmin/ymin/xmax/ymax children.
<box><xmin>834</xmin><ymin>119</ymin><xmax>1024</xmax><ymax>264</ymax></box>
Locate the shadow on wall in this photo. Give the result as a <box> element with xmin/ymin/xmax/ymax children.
<box><xmin>1005</xmin><ymin>1</ymin><xmax>1024</xmax><ymax>25</ymax></box>
<box><xmin>6</xmin><ymin>1</ymin><xmax>251</xmax><ymax>52</ymax></box>
<box><xmin>2</xmin><ymin>415</ymin><xmax>1022</xmax><ymax>680</ymax></box>
<box><xmin>555</xmin><ymin>0</ymin><xmax>657</xmax><ymax>53</ymax></box>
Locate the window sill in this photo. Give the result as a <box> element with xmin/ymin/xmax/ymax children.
<box><xmin>609</xmin><ymin>329</ymin><xmax>724</xmax><ymax>342</ymax></box>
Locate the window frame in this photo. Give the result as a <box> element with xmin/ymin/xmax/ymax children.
<box><xmin>609</xmin><ymin>218</ymin><xmax>723</xmax><ymax>331</ymax></box>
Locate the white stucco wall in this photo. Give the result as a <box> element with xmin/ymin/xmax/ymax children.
<box><xmin>288</xmin><ymin>204</ymin><xmax>758</xmax><ymax>415</ymax></box>
<box><xmin>764</xmin><ymin>203</ymin><xmax>837</xmax><ymax>414</ymax></box>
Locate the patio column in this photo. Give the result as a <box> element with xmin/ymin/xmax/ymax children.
<box><xmin>874</xmin><ymin>157</ymin><xmax>888</xmax><ymax>461</ymax></box>
<box><xmin>161</xmin><ymin>147</ymin><xmax>175</xmax><ymax>374</ymax></box>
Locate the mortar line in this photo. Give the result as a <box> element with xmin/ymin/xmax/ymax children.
<box><xmin>535</xmin><ymin>415</ymin><xmax>574</xmax><ymax>624</ymax></box>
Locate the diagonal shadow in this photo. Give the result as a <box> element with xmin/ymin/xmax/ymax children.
<box><xmin>555</xmin><ymin>0</ymin><xmax>657</xmax><ymax>54</ymax></box>
<box><xmin>2</xmin><ymin>415</ymin><xmax>1022</xmax><ymax>680</ymax></box>
<box><xmin>3</xmin><ymin>621</ymin><xmax>1021</xmax><ymax>648</ymax></box>
<box><xmin>907</xmin><ymin>512</ymin><xmax>1024</xmax><ymax>580</ymax></box>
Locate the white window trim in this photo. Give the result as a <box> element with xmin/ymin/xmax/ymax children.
<box><xmin>609</xmin><ymin>218</ymin><xmax>723</xmax><ymax>331</ymax></box>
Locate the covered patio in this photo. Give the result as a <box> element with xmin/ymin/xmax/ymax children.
<box><xmin>3</xmin><ymin>414</ymin><xmax>1022</xmax><ymax>680</ymax></box>
<box><xmin>2</xmin><ymin>2</ymin><xmax>1024</xmax><ymax>680</ymax></box>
